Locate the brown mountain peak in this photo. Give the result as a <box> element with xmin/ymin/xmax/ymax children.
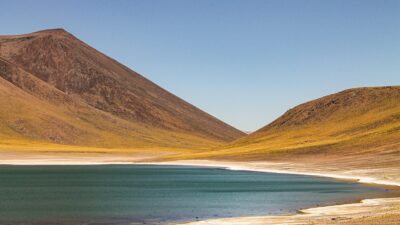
<box><xmin>30</xmin><ymin>28</ymin><xmax>78</xmax><ymax>41</ymax></box>
<box><xmin>33</xmin><ymin>28</ymin><xmax>69</xmax><ymax>34</ymax></box>
<box><xmin>0</xmin><ymin>29</ymin><xmax>245</xmax><ymax>148</ymax></box>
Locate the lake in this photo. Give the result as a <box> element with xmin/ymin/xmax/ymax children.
<box><xmin>0</xmin><ymin>165</ymin><xmax>393</xmax><ymax>224</ymax></box>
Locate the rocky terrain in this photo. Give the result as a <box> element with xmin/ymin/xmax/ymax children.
<box><xmin>0</xmin><ymin>29</ymin><xmax>244</xmax><ymax>150</ymax></box>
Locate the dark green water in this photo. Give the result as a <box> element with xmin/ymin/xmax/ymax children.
<box><xmin>0</xmin><ymin>165</ymin><xmax>393</xmax><ymax>224</ymax></box>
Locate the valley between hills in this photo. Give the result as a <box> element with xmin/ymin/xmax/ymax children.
<box><xmin>1</xmin><ymin>29</ymin><xmax>400</xmax><ymax>225</ymax></box>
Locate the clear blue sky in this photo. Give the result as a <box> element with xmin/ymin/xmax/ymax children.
<box><xmin>1</xmin><ymin>0</ymin><xmax>399</xmax><ymax>131</ymax></box>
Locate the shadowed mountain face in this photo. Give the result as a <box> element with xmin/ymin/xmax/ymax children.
<box><xmin>0</xmin><ymin>29</ymin><xmax>244</xmax><ymax>149</ymax></box>
<box><xmin>179</xmin><ymin>87</ymin><xmax>400</xmax><ymax>160</ymax></box>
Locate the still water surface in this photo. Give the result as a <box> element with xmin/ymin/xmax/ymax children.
<box><xmin>0</xmin><ymin>165</ymin><xmax>392</xmax><ymax>224</ymax></box>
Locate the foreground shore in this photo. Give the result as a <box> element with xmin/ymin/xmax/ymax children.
<box><xmin>0</xmin><ymin>152</ymin><xmax>399</xmax><ymax>225</ymax></box>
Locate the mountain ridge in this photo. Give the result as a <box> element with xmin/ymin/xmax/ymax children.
<box><xmin>0</xmin><ymin>29</ymin><xmax>245</xmax><ymax>150</ymax></box>
<box><xmin>173</xmin><ymin>86</ymin><xmax>400</xmax><ymax>160</ymax></box>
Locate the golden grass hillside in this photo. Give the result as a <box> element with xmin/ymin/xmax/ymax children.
<box><xmin>172</xmin><ymin>86</ymin><xmax>400</xmax><ymax>160</ymax></box>
<box><xmin>0</xmin><ymin>29</ymin><xmax>244</xmax><ymax>143</ymax></box>
<box><xmin>0</xmin><ymin>29</ymin><xmax>245</xmax><ymax>152</ymax></box>
<box><xmin>0</xmin><ymin>66</ymin><xmax>220</xmax><ymax>152</ymax></box>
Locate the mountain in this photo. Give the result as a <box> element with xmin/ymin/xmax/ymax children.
<box><xmin>0</xmin><ymin>29</ymin><xmax>244</xmax><ymax>150</ymax></box>
<box><xmin>182</xmin><ymin>86</ymin><xmax>400</xmax><ymax>160</ymax></box>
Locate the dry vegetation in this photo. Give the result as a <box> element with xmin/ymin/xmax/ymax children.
<box><xmin>170</xmin><ymin>86</ymin><xmax>400</xmax><ymax>162</ymax></box>
<box><xmin>0</xmin><ymin>29</ymin><xmax>244</xmax><ymax>152</ymax></box>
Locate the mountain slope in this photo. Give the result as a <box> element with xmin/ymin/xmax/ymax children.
<box><xmin>179</xmin><ymin>86</ymin><xmax>400</xmax><ymax>160</ymax></box>
<box><xmin>0</xmin><ymin>29</ymin><xmax>244</xmax><ymax>150</ymax></box>
<box><xmin>0</xmin><ymin>57</ymin><xmax>224</xmax><ymax>150</ymax></box>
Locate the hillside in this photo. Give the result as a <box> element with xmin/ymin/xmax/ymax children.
<box><xmin>178</xmin><ymin>86</ymin><xmax>400</xmax><ymax>160</ymax></box>
<box><xmin>0</xmin><ymin>29</ymin><xmax>244</xmax><ymax>150</ymax></box>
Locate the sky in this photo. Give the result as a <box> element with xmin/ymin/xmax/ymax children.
<box><xmin>1</xmin><ymin>0</ymin><xmax>399</xmax><ymax>131</ymax></box>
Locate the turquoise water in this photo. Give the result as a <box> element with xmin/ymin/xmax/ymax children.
<box><xmin>0</xmin><ymin>165</ymin><xmax>393</xmax><ymax>224</ymax></box>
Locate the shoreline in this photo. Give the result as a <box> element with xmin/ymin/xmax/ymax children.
<box><xmin>0</xmin><ymin>155</ymin><xmax>399</xmax><ymax>224</ymax></box>
<box><xmin>145</xmin><ymin>160</ymin><xmax>400</xmax><ymax>224</ymax></box>
<box><xmin>138</xmin><ymin>160</ymin><xmax>400</xmax><ymax>188</ymax></box>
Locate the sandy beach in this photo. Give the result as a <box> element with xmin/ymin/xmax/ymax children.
<box><xmin>0</xmin><ymin>152</ymin><xmax>399</xmax><ymax>225</ymax></box>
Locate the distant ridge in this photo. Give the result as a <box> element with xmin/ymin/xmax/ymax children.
<box><xmin>0</xmin><ymin>29</ymin><xmax>245</xmax><ymax>149</ymax></box>
<box><xmin>181</xmin><ymin>86</ymin><xmax>400</xmax><ymax>160</ymax></box>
